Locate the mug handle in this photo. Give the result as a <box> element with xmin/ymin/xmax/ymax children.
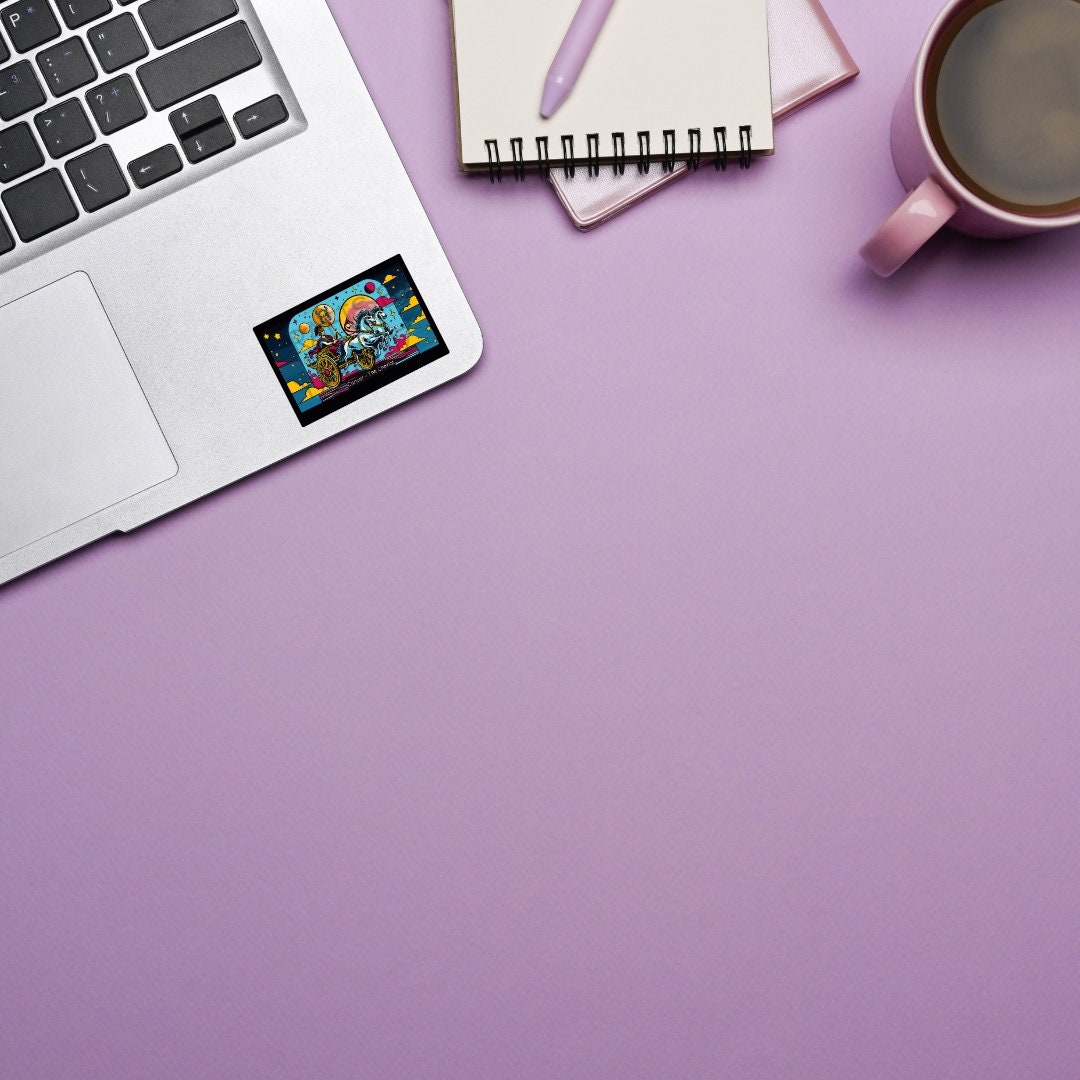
<box><xmin>860</xmin><ymin>177</ymin><xmax>959</xmax><ymax>277</ymax></box>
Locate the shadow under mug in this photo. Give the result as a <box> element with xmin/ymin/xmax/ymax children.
<box><xmin>860</xmin><ymin>0</ymin><xmax>1080</xmax><ymax>277</ymax></box>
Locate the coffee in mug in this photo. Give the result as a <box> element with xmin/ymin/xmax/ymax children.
<box><xmin>860</xmin><ymin>0</ymin><xmax>1080</xmax><ymax>276</ymax></box>
<box><xmin>927</xmin><ymin>0</ymin><xmax>1080</xmax><ymax>216</ymax></box>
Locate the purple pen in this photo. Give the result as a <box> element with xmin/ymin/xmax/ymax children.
<box><xmin>540</xmin><ymin>0</ymin><xmax>618</xmax><ymax>119</ymax></box>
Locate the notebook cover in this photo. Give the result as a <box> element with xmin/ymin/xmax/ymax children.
<box><xmin>449</xmin><ymin>0</ymin><xmax>774</xmax><ymax>172</ymax></box>
<box><xmin>550</xmin><ymin>0</ymin><xmax>858</xmax><ymax>229</ymax></box>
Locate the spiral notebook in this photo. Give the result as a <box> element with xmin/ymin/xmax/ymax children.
<box><xmin>550</xmin><ymin>0</ymin><xmax>858</xmax><ymax>228</ymax></box>
<box><xmin>449</xmin><ymin>0</ymin><xmax>774</xmax><ymax>177</ymax></box>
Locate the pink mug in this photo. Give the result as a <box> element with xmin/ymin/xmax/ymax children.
<box><xmin>860</xmin><ymin>0</ymin><xmax>1080</xmax><ymax>276</ymax></box>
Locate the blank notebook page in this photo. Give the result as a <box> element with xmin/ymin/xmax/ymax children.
<box><xmin>450</xmin><ymin>0</ymin><xmax>774</xmax><ymax>169</ymax></box>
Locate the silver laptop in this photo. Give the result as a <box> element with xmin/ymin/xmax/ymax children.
<box><xmin>0</xmin><ymin>0</ymin><xmax>482</xmax><ymax>586</ymax></box>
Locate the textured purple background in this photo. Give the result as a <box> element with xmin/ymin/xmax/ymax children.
<box><xmin>2</xmin><ymin>1</ymin><xmax>1079</xmax><ymax>1077</ymax></box>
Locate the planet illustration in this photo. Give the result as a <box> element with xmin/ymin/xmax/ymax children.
<box><xmin>298</xmin><ymin>322</ymin><xmax>311</xmax><ymax>335</ymax></box>
<box><xmin>312</xmin><ymin>304</ymin><xmax>335</xmax><ymax>327</ymax></box>
<box><xmin>340</xmin><ymin>294</ymin><xmax>379</xmax><ymax>331</ymax></box>
<box><xmin>365</xmin><ymin>281</ymin><xmax>377</xmax><ymax>294</ymax></box>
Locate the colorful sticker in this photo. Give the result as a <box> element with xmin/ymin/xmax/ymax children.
<box><xmin>255</xmin><ymin>256</ymin><xmax>449</xmax><ymax>426</ymax></box>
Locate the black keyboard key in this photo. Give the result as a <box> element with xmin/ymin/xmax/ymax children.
<box><xmin>1</xmin><ymin>1</ymin><xmax>60</xmax><ymax>53</ymax></box>
<box><xmin>180</xmin><ymin>117</ymin><xmax>232</xmax><ymax>163</ymax></box>
<box><xmin>0</xmin><ymin>28</ymin><xmax>8</xmax><ymax>64</ymax></box>
<box><xmin>59</xmin><ymin>0</ymin><xmax>112</xmax><ymax>30</ymax></box>
<box><xmin>37</xmin><ymin>37</ymin><xmax>97</xmax><ymax>97</ymax></box>
<box><xmin>139</xmin><ymin>0</ymin><xmax>237</xmax><ymax>50</ymax></box>
<box><xmin>0</xmin><ymin>120</ymin><xmax>43</xmax><ymax>181</ymax></box>
<box><xmin>128</xmin><ymin>142</ymin><xmax>179</xmax><ymax>187</ymax></box>
<box><xmin>86</xmin><ymin>72</ymin><xmax>143</xmax><ymax>133</ymax></box>
<box><xmin>88</xmin><ymin>12</ymin><xmax>146</xmax><ymax>73</ymax></box>
<box><xmin>66</xmin><ymin>143</ymin><xmax>127</xmax><ymax>210</ymax></box>
<box><xmin>35</xmin><ymin>97</ymin><xmax>94</xmax><ymax>158</ymax></box>
<box><xmin>168</xmin><ymin>93</ymin><xmax>232</xmax><ymax>163</ymax></box>
<box><xmin>0</xmin><ymin>58</ymin><xmax>44</xmax><ymax>119</ymax></box>
<box><xmin>235</xmin><ymin>94</ymin><xmax>286</xmax><ymax>139</ymax></box>
<box><xmin>2</xmin><ymin>168</ymin><xmax>77</xmax><ymax>239</ymax></box>
<box><xmin>168</xmin><ymin>92</ymin><xmax>221</xmax><ymax>138</ymax></box>
<box><xmin>137</xmin><ymin>21</ymin><xmax>260</xmax><ymax>111</ymax></box>
<box><xmin>0</xmin><ymin>212</ymin><xmax>13</xmax><ymax>252</ymax></box>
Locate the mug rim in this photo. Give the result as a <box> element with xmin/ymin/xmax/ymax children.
<box><xmin>914</xmin><ymin>0</ymin><xmax>1080</xmax><ymax>230</ymax></box>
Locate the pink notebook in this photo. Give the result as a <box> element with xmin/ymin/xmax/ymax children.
<box><xmin>550</xmin><ymin>0</ymin><xmax>858</xmax><ymax>230</ymax></box>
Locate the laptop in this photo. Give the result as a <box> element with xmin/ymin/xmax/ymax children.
<box><xmin>0</xmin><ymin>0</ymin><xmax>482</xmax><ymax>586</ymax></box>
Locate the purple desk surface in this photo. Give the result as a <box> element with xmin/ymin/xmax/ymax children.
<box><xmin>2</xmin><ymin>2</ymin><xmax>1078</xmax><ymax>1078</ymax></box>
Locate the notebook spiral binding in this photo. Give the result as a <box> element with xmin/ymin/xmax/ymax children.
<box><xmin>483</xmin><ymin>126</ymin><xmax>754</xmax><ymax>183</ymax></box>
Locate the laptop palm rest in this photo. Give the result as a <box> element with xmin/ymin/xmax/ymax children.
<box><xmin>0</xmin><ymin>273</ymin><xmax>177</xmax><ymax>559</ymax></box>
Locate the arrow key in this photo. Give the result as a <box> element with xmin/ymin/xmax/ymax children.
<box><xmin>234</xmin><ymin>94</ymin><xmax>287</xmax><ymax>139</ymax></box>
<box><xmin>128</xmin><ymin>143</ymin><xmax>181</xmax><ymax>189</ymax></box>
<box><xmin>66</xmin><ymin>143</ymin><xmax>128</xmax><ymax>211</ymax></box>
<box><xmin>168</xmin><ymin>94</ymin><xmax>222</xmax><ymax>139</ymax></box>
<box><xmin>180</xmin><ymin>117</ymin><xmax>233</xmax><ymax>164</ymax></box>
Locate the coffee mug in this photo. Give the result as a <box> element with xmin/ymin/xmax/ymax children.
<box><xmin>861</xmin><ymin>0</ymin><xmax>1080</xmax><ymax>276</ymax></box>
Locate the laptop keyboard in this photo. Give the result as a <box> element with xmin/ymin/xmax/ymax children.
<box><xmin>0</xmin><ymin>0</ymin><xmax>293</xmax><ymax>262</ymax></box>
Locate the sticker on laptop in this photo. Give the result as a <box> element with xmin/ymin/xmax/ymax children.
<box><xmin>254</xmin><ymin>255</ymin><xmax>450</xmax><ymax>426</ymax></box>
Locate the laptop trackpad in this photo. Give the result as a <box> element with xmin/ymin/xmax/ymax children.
<box><xmin>0</xmin><ymin>272</ymin><xmax>177</xmax><ymax>559</ymax></box>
